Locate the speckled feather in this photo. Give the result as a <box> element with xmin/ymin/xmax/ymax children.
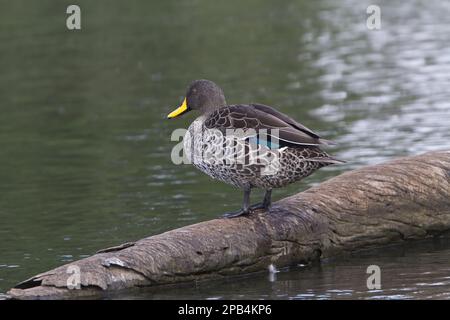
<box><xmin>184</xmin><ymin>104</ymin><xmax>342</xmax><ymax>190</ymax></box>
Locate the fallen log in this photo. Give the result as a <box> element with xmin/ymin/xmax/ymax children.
<box><xmin>7</xmin><ymin>150</ymin><xmax>450</xmax><ymax>299</ymax></box>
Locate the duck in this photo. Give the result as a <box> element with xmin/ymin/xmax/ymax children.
<box><xmin>167</xmin><ymin>79</ymin><xmax>344</xmax><ymax>218</ymax></box>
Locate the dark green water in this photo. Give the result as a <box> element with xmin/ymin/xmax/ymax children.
<box><xmin>1</xmin><ymin>0</ymin><xmax>450</xmax><ymax>299</ymax></box>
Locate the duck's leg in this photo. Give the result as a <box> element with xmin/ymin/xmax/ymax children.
<box><xmin>221</xmin><ymin>188</ymin><xmax>251</xmax><ymax>218</ymax></box>
<box><xmin>249</xmin><ymin>189</ymin><xmax>272</xmax><ymax>211</ymax></box>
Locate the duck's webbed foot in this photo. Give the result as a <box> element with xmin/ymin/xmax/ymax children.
<box><xmin>221</xmin><ymin>208</ymin><xmax>251</xmax><ymax>219</ymax></box>
<box><xmin>221</xmin><ymin>188</ymin><xmax>252</xmax><ymax>219</ymax></box>
<box><xmin>249</xmin><ymin>202</ymin><xmax>268</xmax><ymax>211</ymax></box>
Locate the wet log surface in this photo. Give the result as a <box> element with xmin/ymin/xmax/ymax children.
<box><xmin>7</xmin><ymin>150</ymin><xmax>450</xmax><ymax>299</ymax></box>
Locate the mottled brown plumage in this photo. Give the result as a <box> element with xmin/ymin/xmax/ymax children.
<box><xmin>204</xmin><ymin>103</ymin><xmax>335</xmax><ymax>147</ymax></box>
<box><xmin>168</xmin><ymin>79</ymin><xmax>344</xmax><ymax>218</ymax></box>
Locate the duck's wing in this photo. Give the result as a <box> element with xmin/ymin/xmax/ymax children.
<box><xmin>204</xmin><ymin>104</ymin><xmax>331</xmax><ymax>147</ymax></box>
<box><xmin>251</xmin><ymin>103</ymin><xmax>337</xmax><ymax>146</ymax></box>
<box><xmin>250</xmin><ymin>104</ymin><xmax>319</xmax><ymax>138</ymax></box>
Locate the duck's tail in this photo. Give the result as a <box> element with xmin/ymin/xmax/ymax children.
<box><xmin>308</xmin><ymin>156</ymin><xmax>346</xmax><ymax>165</ymax></box>
<box><xmin>318</xmin><ymin>138</ymin><xmax>337</xmax><ymax>146</ymax></box>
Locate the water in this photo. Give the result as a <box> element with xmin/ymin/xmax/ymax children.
<box><xmin>0</xmin><ymin>0</ymin><xmax>450</xmax><ymax>299</ymax></box>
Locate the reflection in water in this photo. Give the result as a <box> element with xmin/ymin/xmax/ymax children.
<box><xmin>0</xmin><ymin>0</ymin><xmax>450</xmax><ymax>298</ymax></box>
<box><xmin>310</xmin><ymin>0</ymin><xmax>450</xmax><ymax>166</ymax></box>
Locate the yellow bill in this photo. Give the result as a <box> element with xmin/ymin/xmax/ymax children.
<box><xmin>167</xmin><ymin>98</ymin><xmax>189</xmax><ymax>119</ymax></box>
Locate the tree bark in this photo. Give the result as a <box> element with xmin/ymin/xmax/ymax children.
<box><xmin>7</xmin><ymin>150</ymin><xmax>450</xmax><ymax>299</ymax></box>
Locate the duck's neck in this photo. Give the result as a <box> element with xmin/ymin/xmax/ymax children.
<box><xmin>200</xmin><ymin>95</ymin><xmax>227</xmax><ymax>115</ymax></box>
<box><xmin>201</xmin><ymin>106</ymin><xmax>223</xmax><ymax>116</ymax></box>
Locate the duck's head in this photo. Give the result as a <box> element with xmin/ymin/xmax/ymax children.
<box><xmin>167</xmin><ymin>79</ymin><xmax>226</xmax><ymax>119</ymax></box>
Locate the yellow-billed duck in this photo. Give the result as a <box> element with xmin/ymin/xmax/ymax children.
<box><xmin>168</xmin><ymin>79</ymin><xmax>344</xmax><ymax>218</ymax></box>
